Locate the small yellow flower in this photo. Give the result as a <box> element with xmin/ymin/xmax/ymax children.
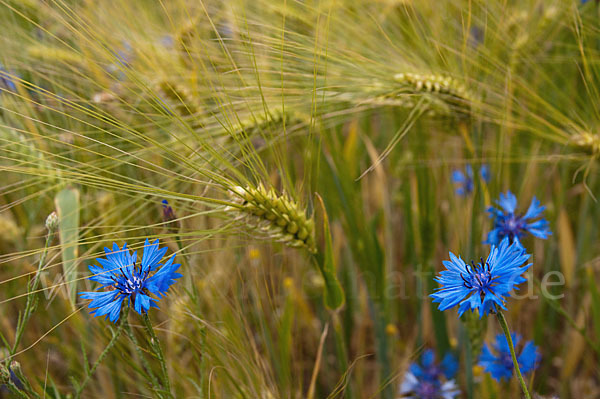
<box><xmin>283</xmin><ymin>277</ymin><xmax>294</xmax><ymax>290</ymax></box>
<box><xmin>248</xmin><ymin>247</ymin><xmax>261</xmax><ymax>260</ymax></box>
<box><xmin>449</xmin><ymin>337</ymin><xmax>458</xmax><ymax>348</ymax></box>
<box><xmin>473</xmin><ymin>365</ymin><xmax>484</xmax><ymax>377</ymax></box>
<box><xmin>385</xmin><ymin>323</ymin><xmax>398</xmax><ymax>336</ymax></box>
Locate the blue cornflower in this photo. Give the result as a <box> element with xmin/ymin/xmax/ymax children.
<box><xmin>430</xmin><ymin>238</ymin><xmax>531</xmax><ymax>318</ymax></box>
<box><xmin>468</xmin><ymin>26</ymin><xmax>484</xmax><ymax>48</ymax></box>
<box><xmin>80</xmin><ymin>239</ymin><xmax>182</xmax><ymax>323</ymax></box>
<box><xmin>0</xmin><ymin>63</ymin><xmax>18</xmax><ymax>92</ymax></box>
<box><xmin>479</xmin><ymin>333</ymin><xmax>540</xmax><ymax>381</ymax></box>
<box><xmin>399</xmin><ymin>349</ymin><xmax>460</xmax><ymax>399</ymax></box>
<box><xmin>217</xmin><ymin>22</ymin><xmax>234</xmax><ymax>39</ymax></box>
<box><xmin>451</xmin><ymin>164</ymin><xmax>490</xmax><ymax>196</ymax></box>
<box><xmin>106</xmin><ymin>41</ymin><xmax>133</xmax><ymax>77</ymax></box>
<box><xmin>485</xmin><ymin>191</ymin><xmax>551</xmax><ymax>248</ymax></box>
<box><xmin>160</xmin><ymin>35</ymin><xmax>174</xmax><ymax>48</ymax></box>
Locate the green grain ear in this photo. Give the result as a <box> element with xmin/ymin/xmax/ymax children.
<box><xmin>231</xmin><ymin>184</ymin><xmax>316</xmax><ymax>252</ymax></box>
<box><xmin>315</xmin><ymin>193</ymin><xmax>345</xmax><ymax>311</ymax></box>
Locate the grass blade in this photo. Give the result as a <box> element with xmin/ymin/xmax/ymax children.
<box><xmin>54</xmin><ymin>187</ymin><xmax>80</xmax><ymax>308</ymax></box>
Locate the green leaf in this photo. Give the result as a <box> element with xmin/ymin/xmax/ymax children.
<box><xmin>54</xmin><ymin>187</ymin><xmax>80</xmax><ymax>308</ymax></box>
<box><xmin>315</xmin><ymin>194</ymin><xmax>345</xmax><ymax>310</ymax></box>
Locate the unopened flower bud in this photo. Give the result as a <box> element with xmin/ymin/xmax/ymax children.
<box><xmin>8</xmin><ymin>361</ymin><xmax>24</xmax><ymax>390</ymax></box>
<box><xmin>45</xmin><ymin>211</ymin><xmax>59</xmax><ymax>232</ymax></box>
<box><xmin>162</xmin><ymin>200</ymin><xmax>180</xmax><ymax>232</ymax></box>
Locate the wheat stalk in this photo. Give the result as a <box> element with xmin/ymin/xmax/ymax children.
<box><xmin>235</xmin><ymin>108</ymin><xmax>307</xmax><ymax>136</ymax></box>
<box><xmin>381</xmin><ymin>72</ymin><xmax>477</xmax><ymax>116</ymax></box>
<box><xmin>27</xmin><ymin>45</ymin><xmax>84</xmax><ymax>66</ymax></box>
<box><xmin>0</xmin><ymin>126</ymin><xmax>56</xmax><ymax>180</ymax></box>
<box><xmin>572</xmin><ymin>132</ymin><xmax>600</xmax><ymax>156</ymax></box>
<box><xmin>156</xmin><ymin>79</ymin><xmax>203</xmax><ymax>118</ymax></box>
<box><xmin>230</xmin><ymin>185</ymin><xmax>316</xmax><ymax>253</ymax></box>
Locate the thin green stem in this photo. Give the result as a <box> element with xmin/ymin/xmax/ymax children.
<box><xmin>463</xmin><ymin>328</ymin><xmax>474</xmax><ymax>399</ymax></box>
<box><xmin>124</xmin><ymin>322</ymin><xmax>161</xmax><ymax>389</ymax></box>
<box><xmin>141</xmin><ymin>313</ymin><xmax>172</xmax><ymax>397</ymax></box>
<box><xmin>175</xmin><ymin>235</ymin><xmax>184</xmax><ymax>253</ymax></box>
<box><xmin>5</xmin><ymin>361</ymin><xmax>39</xmax><ymax>398</ymax></box>
<box><xmin>74</xmin><ymin>307</ymin><xmax>129</xmax><ymax>399</ymax></box>
<box><xmin>11</xmin><ymin>232</ymin><xmax>53</xmax><ymax>356</ymax></box>
<box><xmin>495</xmin><ymin>312</ymin><xmax>531</xmax><ymax>399</ymax></box>
<box><xmin>199</xmin><ymin>326</ymin><xmax>207</xmax><ymax>399</ymax></box>
<box><xmin>533</xmin><ymin>277</ymin><xmax>600</xmax><ymax>355</ymax></box>
<box><xmin>5</xmin><ymin>382</ymin><xmax>31</xmax><ymax>399</ymax></box>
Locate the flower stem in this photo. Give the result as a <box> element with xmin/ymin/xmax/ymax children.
<box><xmin>11</xmin><ymin>231</ymin><xmax>53</xmax><ymax>356</ymax></box>
<box><xmin>495</xmin><ymin>312</ymin><xmax>531</xmax><ymax>399</ymax></box>
<box><xmin>141</xmin><ymin>313</ymin><xmax>172</xmax><ymax>397</ymax></box>
<box><xmin>124</xmin><ymin>322</ymin><xmax>160</xmax><ymax>389</ymax></box>
<box><xmin>74</xmin><ymin>307</ymin><xmax>129</xmax><ymax>399</ymax></box>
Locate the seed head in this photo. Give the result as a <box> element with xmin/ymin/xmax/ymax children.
<box><xmin>230</xmin><ymin>185</ymin><xmax>316</xmax><ymax>253</ymax></box>
<box><xmin>572</xmin><ymin>132</ymin><xmax>600</xmax><ymax>155</ymax></box>
<box><xmin>45</xmin><ymin>211</ymin><xmax>59</xmax><ymax>232</ymax></box>
<box><xmin>391</xmin><ymin>72</ymin><xmax>477</xmax><ymax>116</ymax></box>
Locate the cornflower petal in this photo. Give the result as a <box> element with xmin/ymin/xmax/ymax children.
<box><xmin>479</xmin><ymin>333</ymin><xmax>540</xmax><ymax>381</ymax></box>
<box><xmin>498</xmin><ymin>191</ymin><xmax>518</xmax><ymax>213</ymax></box>
<box><xmin>451</xmin><ymin>170</ymin><xmax>466</xmax><ymax>183</ymax></box>
<box><xmin>522</xmin><ymin>197</ymin><xmax>545</xmax><ymax>219</ymax></box>
<box><xmin>146</xmin><ymin>254</ymin><xmax>182</xmax><ymax>297</ymax></box>
<box><xmin>480</xmin><ymin>165</ymin><xmax>491</xmax><ymax>182</ymax></box>
<box><xmin>518</xmin><ymin>341</ymin><xmax>541</xmax><ymax>374</ymax></box>
<box><xmin>441</xmin><ymin>353</ymin><xmax>459</xmax><ymax>379</ymax></box>
<box><xmin>87</xmin><ymin>264</ymin><xmax>115</xmax><ymax>286</ymax></box>
<box><xmin>80</xmin><ymin>290</ymin><xmax>119</xmax><ymax>310</ymax></box>
<box><xmin>400</xmin><ymin>350</ymin><xmax>460</xmax><ymax>399</ymax></box>
<box><xmin>485</xmin><ymin>191</ymin><xmax>551</xmax><ymax>246</ymax></box>
<box><xmin>452</xmin><ymin>165</ymin><xmax>490</xmax><ymax>196</ymax></box>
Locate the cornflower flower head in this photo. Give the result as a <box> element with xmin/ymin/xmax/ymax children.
<box><xmin>160</xmin><ymin>35</ymin><xmax>174</xmax><ymax>48</ymax></box>
<box><xmin>114</xmin><ymin>41</ymin><xmax>133</xmax><ymax>66</ymax></box>
<box><xmin>479</xmin><ymin>333</ymin><xmax>540</xmax><ymax>381</ymax></box>
<box><xmin>485</xmin><ymin>191</ymin><xmax>551</xmax><ymax>247</ymax></box>
<box><xmin>451</xmin><ymin>164</ymin><xmax>490</xmax><ymax>196</ymax></box>
<box><xmin>80</xmin><ymin>239</ymin><xmax>182</xmax><ymax>323</ymax></box>
<box><xmin>106</xmin><ymin>41</ymin><xmax>133</xmax><ymax>78</ymax></box>
<box><xmin>399</xmin><ymin>349</ymin><xmax>460</xmax><ymax>399</ymax></box>
<box><xmin>468</xmin><ymin>26</ymin><xmax>484</xmax><ymax>48</ymax></box>
<box><xmin>430</xmin><ymin>238</ymin><xmax>531</xmax><ymax>318</ymax></box>
<box><xmin>0</xmin><ymin>63</ymin><xmax>18</xmax><ymax>92</ymax></box>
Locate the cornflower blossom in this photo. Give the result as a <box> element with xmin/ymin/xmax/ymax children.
<box><xmin>479</xmin><ymin>333</ymin><xmax>540</xmax><ymax>381</ymax></box>
<box><xmin>485</xmin><ymin>191</ymin><xmax>551</xmax><ymax>248</ymax></box>
<box><xmin>80</xmin><ymin>239</ymin><xmax>181</xmax><ymax>323</ymax></box>
<box><xmin>399</xmin><ymin>349</ymin><xmax>460</xmax><ymax>399</ymax></box>
<box><xmin>431</xmin><ymin>238</ymin><xmax>531</xmax><ymax>318</ymax></box>
<box><xmin>451</xmin><ymin>164</ymin><xmax>490</xmax><ymax>196</ymax></box>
